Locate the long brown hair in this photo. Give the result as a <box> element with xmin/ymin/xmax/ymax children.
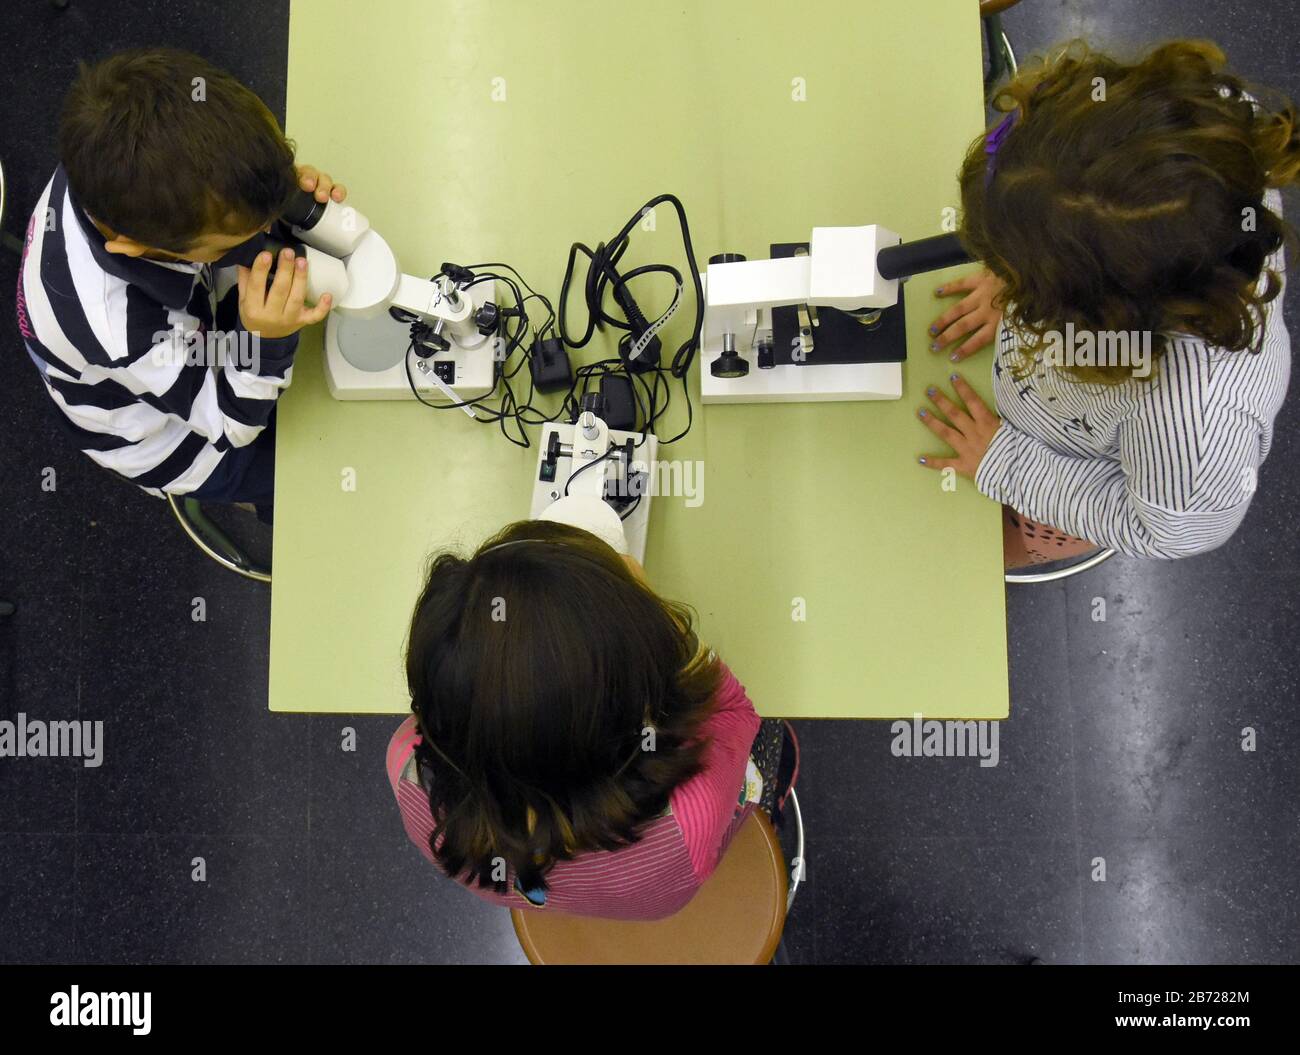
<box><xmin>404</xmin><ymin>520</ymin><xmax>722</xmax><ymax>893</ymax></box>
<box><xmin>959</xmin><ymin>40</ymin><xmax>1300</xmax><ymax>383</ymax></box>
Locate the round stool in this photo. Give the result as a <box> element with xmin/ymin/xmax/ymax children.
<box><xmin>167</xmin><ymin>494</ymin><xmax>271</xmax><ymax>582</ymax></box>
<box><xmin>511</xmin><ymin>809</ymin><xmax>788</xmax><ymax>965</ymax></box>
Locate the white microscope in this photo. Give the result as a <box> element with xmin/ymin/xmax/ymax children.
<box><xmin>528</xmin><ymin>392</ymin><xmax>656</xmax><ymax>563</ymax></box>
<box><xmin>278</xmin><ymin>191</ymin><xmax>497</xmax><ymax>403</ymax></box>
<box><xmin>699</xmin><ymin>228</ymin><xmax>970</xmax><ymax>404</ymax></box>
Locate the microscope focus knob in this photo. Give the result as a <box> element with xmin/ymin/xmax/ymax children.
<box><xmin>475</xmin><ymin>301</ymin><xmax>500</xmax><ymax>335</ymax></box>
<box><xmin>710</xmin><ymin>352</ymin><xmax>749</xmax><ymax>379</ymax></box>
<box><xmin>416</xmin><ymin>324</ymin><xmax>450</xmax><ymax>355</ymax></box>
<box><xmin>709</xmin><ymin>252</ymin><xmax>746</xmax><ymax>266</ymax></box>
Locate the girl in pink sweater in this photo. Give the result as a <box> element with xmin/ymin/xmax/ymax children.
<box><xmin>387</xmin><ymin>519</ymin><xmax>766</xmax><ymax>920</ymax></box>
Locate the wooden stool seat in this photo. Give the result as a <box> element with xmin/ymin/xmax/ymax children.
<box><xmin>511</xmin><ymin>810</ymin><xmax>788</xmax><ymax>965</ymax></box>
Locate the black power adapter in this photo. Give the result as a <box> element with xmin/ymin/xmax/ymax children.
<box><xmin>599</xmin><ymin>373</ymin><xmax>637</xmax><ymax>431</ymax></box>
<box><xmin>530</xmin><ymin>336</ymin><xmax>573</xmax><ymax>394</ymax></box>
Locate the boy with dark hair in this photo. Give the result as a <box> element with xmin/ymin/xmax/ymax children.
<box><xmin>15</xmin><ymin>47</ymin><xmax>345</xmax><ymax>521</ymax></box>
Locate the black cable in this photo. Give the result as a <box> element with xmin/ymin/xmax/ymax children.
<box><xmin>619</xmin><ymin>492</ymin><xmax>642</xmax><ymax>521</ymax></box>
<box><xmin>558</xmin><ymin>194</ymin><xmax>703</xmax><ymax>378</ymax></box>
<box><xmin>556</xmin><ymin>194</ymin><xmax>703</xmax><ymax>445</ymax></box>
<box><xmin>563</xmin><ymin>447</ymin><xmax>616</xmax><ymax>497</ymax></box>
<box><xmin>394</xmin><ymin>193</ymin><xmax>703</xmax><ymax>450</ymax></box>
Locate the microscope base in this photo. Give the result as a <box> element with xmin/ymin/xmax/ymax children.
<box><xmin>322</xmin><ymin>300</ymin><xmax>496</xmax><ymax>402</ymax></box>
<box><xmin>701</xmin><ymin>358</ymin><xmax>903</xmax><ymax>404</ymax></box>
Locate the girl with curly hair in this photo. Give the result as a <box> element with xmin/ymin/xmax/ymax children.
<box><xmin>920</xmin><ymin>40</ymin><xmax>1296</xmax><ymax>566</ymax></box>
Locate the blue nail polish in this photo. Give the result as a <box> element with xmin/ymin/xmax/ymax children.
<box><xmin>935</xmin><ymin>286</ymin><xmax>944</xmax><ymax>295</ymax></box>
<box><xmin>928</xmin><ymin>325</ymin><xmax>937</xmax><ymax>335</ymax></box>
<box><xmin>918</xmin><ymin>456</ymin><xmax>927</xmax><ymax>464</ymax></box>
<box><xmin>949</xmin><ymin>353</ymin><xmax>959</xmax><ymax>362</ymax></box>
<box><xmin>949</xmin><ymin>373</ymin><xmax>959</xmax><ymax>382</ymax></box>
<box><xmin>929</xmin><ymin>343</ymin><xmax>938</xmax><ymax>352</ymax></box>
<box><xmin>918</xmin><ymin>408</ymin><xmax>928</xmax><ymax>417</ymax></box>
<box><xmin>926</xmin><ymin>386</ymin><xmax>936</xmax><ymax>396</ymax></box>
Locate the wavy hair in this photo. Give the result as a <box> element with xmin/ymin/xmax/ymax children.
<box><xmin>959</xmin><ymin>40</ymin><xmax>1300</xmax><ymax>383</ymax></box>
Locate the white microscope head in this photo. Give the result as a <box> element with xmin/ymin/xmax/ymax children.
<box><xmin>284</xmin><ymin>193</ymin><xmax>401</xmax><ymax>319</ymax></box>
<box><xmin>807</xmin><ymin>225</ymin><xmax>900</xmax><ymax>310</ymax></box>
<box><xmin>536</xmin><ymin>494</ymin><xmax>630</xmax><ymax>556</ymax></box>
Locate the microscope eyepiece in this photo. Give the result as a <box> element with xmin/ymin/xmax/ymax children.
<box><xmin>282</xmin><ymin>189</ymin><xmax>327</xmax><ymax>230</ymax></box>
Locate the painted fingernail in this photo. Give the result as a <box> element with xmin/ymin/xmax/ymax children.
<box><xmin>949</xmin><ymin>353</ymin><xmax>959</xmax><ymax>362</ymax></box>
<box><xmin>929</xmin><ymin>342</ymin><xmax>938</xmax><ymax>352</ymax></box>
<box><xmin>918</xmin><ymin>456</ymin><xmax>928</xmax><ymax>464</ymax></box>
<box><xmin>949</xmin><ymin>373</ymin><xmax>960</xmax><ymax>381</ymax></box>
<box><xmin>918</xmin><ymin>408</ymin><xmax>928</xmax><ymax>418</ymax></box>
<box><xmin>928</xmin><ymin>325</ymin><xmax>938</xmax><ymax>335</ymax></box>
<box><xmin>926</xmin><ymin>386</ymin><xmax>936</xmax><ymax>396</ymax></box>
<box><xmin>935</xmin><ymin>286</ymin><xmax>944</xmax><ymax>295</ymax></box>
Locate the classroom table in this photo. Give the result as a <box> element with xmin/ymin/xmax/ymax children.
<box><xmin>270</xmin><ymin>0</ymin><xmax>1009</xmax><ymax>718</ymax></box>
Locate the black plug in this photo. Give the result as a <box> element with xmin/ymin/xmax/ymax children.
<box><xmin>608</xmin><ymin>278</ymin><xmax>665</xmax><ymax>374</ymax></box>
<box><xmin>530</xmin><ymin>336</ymin><xmax>572</xmax><ymax>394</ymax></box>
<box><xmin>611</xmin><ymin>281</ymin><xmax>662</xmax><ymax>371</ymax></box>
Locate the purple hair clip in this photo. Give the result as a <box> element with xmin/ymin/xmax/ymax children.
<box><xmin>984</xmin><ymin>111</ymin><xmax>1017</xmax><ymax>188</ymax></box>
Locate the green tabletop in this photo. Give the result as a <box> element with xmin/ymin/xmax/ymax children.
<box><xmin>271</xmin><ymin>0</ymin><xmax>1008</xmax><ymax>718</ymax></box>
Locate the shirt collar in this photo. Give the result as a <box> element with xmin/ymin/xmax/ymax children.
<box><xmin>60</xmin><ymin>166</ymin><xmax>202</xmax><ymax>310</ymax></box>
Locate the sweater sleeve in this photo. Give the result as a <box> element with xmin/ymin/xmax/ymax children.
<box><xmin>975</xmin><ymin>355</ymin><xmax>1261</xmax><ymax>559</ymax></box>
<box><xmin>669</xmin><ymin>661</ymin><xmax>762</xmax><ymax>883</ymax></box>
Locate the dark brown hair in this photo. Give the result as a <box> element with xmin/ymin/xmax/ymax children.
<box><xmin>405</xmin><ymin>520</ymin><xmax>722</xmax><ymax>893</ymax></box>
<box><xmin>959</xmin><ymin>40</ymin><xmax>1300</xmax><ymax>383</ymax></box>
<box><xmin>59</xmin><ymin>48</ymin><xmax>299</xmax><ymax>253</ymax></box>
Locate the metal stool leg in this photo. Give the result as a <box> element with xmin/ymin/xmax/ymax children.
<box><xmin>167</xmin><ymin>494</ymin><xmax>271</xmax><ymax>583</ymax></box>
<box><xmin>983</xmin><ymin>12</ymin><xmax>1019</xmax><ymax>98</ymax></box>
<box><xmin>1005</xmin><ymin>547</ymin><xmax>1116</xmax><ymax>585</ymax></box>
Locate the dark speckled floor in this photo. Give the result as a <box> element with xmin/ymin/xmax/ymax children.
<box><xmin>0</xmin><ymin>0</ymin><xmax>1297</xmax><ymax>965</ymax></box>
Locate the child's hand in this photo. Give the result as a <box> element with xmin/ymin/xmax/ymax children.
<box><xmin>916</xmin><ymin>373</ymin><xmax>1002</xmax><ymax>480</ymax></box>
<box><xmin>296</xmin><ymin>164</ymin><xmax>347</xmax><ymax>205</ymax></box>
<box><xmin>237</xmin><ymin>248</ymin><xmax>332</xmax><ymax>341</ymax></box>
<box><xmin>928</xmin><ymin>268</ymin><xmax>1005</xmax><ymax>362</ymax></box>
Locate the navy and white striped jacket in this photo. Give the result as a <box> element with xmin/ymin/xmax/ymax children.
<box><xmin>14</xmin><ymin>166</ymin><xmax>297</xmax><ymax>495</ymax></box>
